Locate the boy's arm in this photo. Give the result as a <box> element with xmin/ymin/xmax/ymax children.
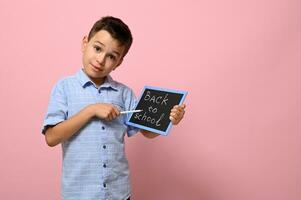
<box><xmin>45</xmin><ymin>104</ymin><xmax>120</xmax><ymax>147</ymax></box>
<box><xmin>140</xmin><ymin>104</ymin><xmax>186</xmax><ymax>139</ymax></box>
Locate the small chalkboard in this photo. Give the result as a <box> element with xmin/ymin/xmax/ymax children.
<box><xmin>126</xmin><ymin>86</ymin><xmax>187</xmax><ymax>136</ymax></box>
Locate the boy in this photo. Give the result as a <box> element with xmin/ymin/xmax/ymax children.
<box><xmin>42</xmin><ymin>16</ymin><xmax>186</xmax><ymax>200</ymax></box>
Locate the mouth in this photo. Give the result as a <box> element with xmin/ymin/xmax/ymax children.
<box><xmin>90</xmin><ymin>63</ymin><xmax>102</xmax><ymax>72</ymax></box>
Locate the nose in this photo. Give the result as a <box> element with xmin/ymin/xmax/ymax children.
<box><xmin>96</xmin><ymin>53</ymin><xmax>105</xmax><ymax>65</ymax></box>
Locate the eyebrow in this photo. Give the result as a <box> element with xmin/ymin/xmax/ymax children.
<box><xmin>94</xmin><ymin>41</ymin><xmax>121</xmax><ymax>56</ymax></box>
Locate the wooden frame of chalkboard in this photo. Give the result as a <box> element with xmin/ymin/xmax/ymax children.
<box><xmin>126</xmin><ymin>86</ymin><xmax>187</xmax><ymax>136</ymax></box>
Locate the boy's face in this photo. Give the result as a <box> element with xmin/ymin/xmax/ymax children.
<box><xmin>81</xmin><ymin>30</ymin><xmax>125</xmax><ymax>86</ymax></box>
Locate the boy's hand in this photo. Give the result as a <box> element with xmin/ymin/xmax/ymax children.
<box><xmin>169</xmin><ymin>104</ymin><xmax>186</xmax><ymax>125</ymax></box>
<box><xmin>90</xmin><ymin>103</ymin><xmax>120</xmax><ymax>121</ymax></box>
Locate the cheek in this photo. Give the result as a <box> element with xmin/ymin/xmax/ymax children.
<box><xmin>83</xmin><ymin>51</ymin><xmax>94</xmax><ymax>61</ymax></box>
<box><xmin>105</xmin><ymin>59</ymin><xmax>116</xmax><ymax>67</ymax></box>
<box><xmin>82</xmin><ymin>55</ymin><xmax>88</xmax><ymax>65</ymax></box>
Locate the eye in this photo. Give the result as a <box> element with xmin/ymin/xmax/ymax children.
<box><xmin>93</xmin><ymin>45</ymin><xmax>102</xmax><ymax>53</ymax></box>
<box><xmin>108</xmin><ymin>54</ymin><xmax>116</xmax><ymax>61</ymax></box>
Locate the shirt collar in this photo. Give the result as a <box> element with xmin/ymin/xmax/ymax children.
<box><xmin>76</xmin><ymin>69</ymin><xmax>118</xmax><ymax>91</ymax></box>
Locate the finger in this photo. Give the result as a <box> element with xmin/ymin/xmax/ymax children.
<box><xmin>109</xmin><ymin>113</ymin><xmax>115</xmax><ymax>120</ymax></box>
<box><xmin>170</xmin><ymin>112</ymin><xmax>184</xmax><ymax>124</ymax></box>
<box><xmin>169</xmin><ymin>115</ymin><xmax>179</xmax><ymax>125</ymax></box>
<box><xmin>171</xmin><ymin>107</ymin><xmax>179</xmax><ymax>113</ymax></box>
<box><xmin>170</xmin><ymin>111</ymin><xmax>179</xmax><ymax>119</ymax></box>
<box><xmin>116</xmin><ymin>109</ymin><xmax>120</xmax><ymax>116</ymax></box>
<box><xmin>169</xmin><ymin>115</ymin><xmax>175</xmax><ymax>123</ymax></box>
<box><xmin>111</xmin><ymin>111</ymin><xmax>119</xmax><ymax>120</ymax></box>
<box><xmin>172</xmin><ymin>105</ymin><xmax>185</xmax><ymax>113</ymax></box>
<box><xmin>114</xmin><ymin>110</ymin><xmax>120</xmax><ymax>118</ymax></box>
<box><xmin>171</xmin><ymin>107</ymin><xmax>184</xmax><ymax>117</ymax></box>
<box><xmin>113</xmin><ymin>105</ymin><xmax>120</xmax><ymax>113</ymax></box>
<box><xmin>104</xmin><ymin>116</ymin><xmax>111</xmax><ymax>121</ymax></box>
<box><xmin>110</xmin><ymin>113</ymin><xmax>117</xmax><ymax>121</ymax></box>
<box><xmin>173</xmin><ymin>105</ymin><xmax>180</xmax><ymax>109</ymax></box>
<box><xmin>105</xmin><ymin>110</ymin><xmax>115</xmax><ymax>121</ymax></box>
<box><xmin>106</xmin><ymin>112</ymin><xmax>112</xmax><ymax>121</ymax></box>
<box><xmin>107</xmin><ymin>106</ymin><xmax>118</xmax><ymax>119</ymax></box>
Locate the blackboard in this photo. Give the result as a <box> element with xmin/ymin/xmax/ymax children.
<box><xmin>126</xmin><ymin>86</ymin><xmax>187</xmax><ymax>135</ymax></box>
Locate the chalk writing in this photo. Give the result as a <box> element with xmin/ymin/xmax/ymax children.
<box><xmin>126</xmin><ymin>86</ymin><xmax>187</xmax><ymax>135</ymax></box>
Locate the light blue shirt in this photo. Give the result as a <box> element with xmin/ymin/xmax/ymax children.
<box><xmin>42</xmin><ymin>69</ymin><xmax>138</xmax><ymax>200</ymax></box>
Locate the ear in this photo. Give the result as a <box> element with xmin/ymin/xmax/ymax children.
<box><xmin>113</xmin><ymin>57</ymin><xmax>123</xmax><ymax>70</ymax></box>
<box><xmin>81</xmin><ymin>36</ymin><xmax>88</xmax><ymax>52</ymax></box>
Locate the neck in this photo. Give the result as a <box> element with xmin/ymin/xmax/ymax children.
<box><xmin>82</xmin><ymin>69</ymin><xmax>106</xmax><ymax>87</ymax></box>
<box><xmin>92</xmin><ymin>77</ymin><xmax>105</xmax><ymax>87</ymax></box>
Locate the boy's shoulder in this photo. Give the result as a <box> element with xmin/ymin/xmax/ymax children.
<box><xmin>57</xmin><ymin>74</ymin><xmax>77</xmax><ymax>85</ymax></box>
<box><xmin>50</xmin><ymin>73</ymin><xmax>79</xmax><ymax>93</ymax></box>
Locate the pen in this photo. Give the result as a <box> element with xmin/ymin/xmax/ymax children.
<box><xmin>120</xmin><ymin>109</ymin><xmax>143</xmax><ymax>114</ymax></box>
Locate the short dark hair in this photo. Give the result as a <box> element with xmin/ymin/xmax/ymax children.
<box><xmin>88</xmin><ymin>16</ymin><xmax>133</xmax><ymax>57</ymax></box>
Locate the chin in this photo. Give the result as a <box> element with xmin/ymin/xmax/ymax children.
<box><xmin>89</xmin><ymin>72</ymin><xmax>102</xmax><ymax>79</ymax></box>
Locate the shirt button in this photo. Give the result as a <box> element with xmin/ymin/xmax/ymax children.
<box><xmin>102</xmin><ymin>126</ymin><xmax>105</xmax><ymax>130</ymax></box>
<box><xmin>103</xmin><ymin>145</ymin><xmax>106</xmax><ymax>149</ymax></box>
<box><xmin>103</xmin><ymin>163</ymin><xmax>107</xmax><ymax>168</ymax></box>
<box><xmin>103</xmin><ymin>183</ymin><xmax>107</xmax><ymax>188</ymax></box>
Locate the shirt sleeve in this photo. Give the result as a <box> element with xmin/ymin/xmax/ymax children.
<box><xmin>123</xmin><ymin>88</ymin><xmax>140</xmax><ymax>137</ymax></box>
<box><xmin>42</xmin><ymin>80</ymin><xmax>68</xmax><ymax>134</ymax></box>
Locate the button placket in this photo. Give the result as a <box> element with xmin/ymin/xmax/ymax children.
<box><xmin>101</xmin><ymin>146</ymin><xmax>108</xmax><ymax>191</ymax></box>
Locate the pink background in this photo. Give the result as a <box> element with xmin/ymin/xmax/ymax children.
<box><xmin>0</xmin><ymin>0</ymin><xmax>300</xmax><ymax>199</ymax></box>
